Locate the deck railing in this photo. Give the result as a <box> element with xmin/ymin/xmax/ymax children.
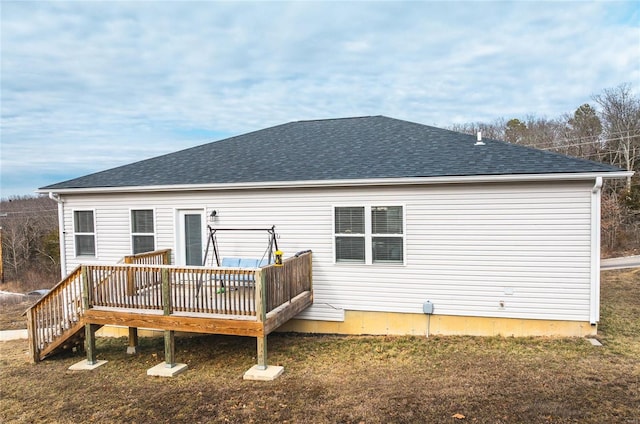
<box><xmin>86</xmin><ymin>250</ymin><xmax>313</xmax><ymax>317</ymax></box>
<box><xmin>86</xmin><ymin>265</ymin><xmax>260</xmax><ymax>316</ymax></box>
<box><xmin>263</xmin><ymin>251</ymin><xmax>313</xmax><ymax>313</ymax></box>
<box><xmin>123</xmin><ymin>249</ymin><xmax>171</xmax><ymax>265</ymax></box>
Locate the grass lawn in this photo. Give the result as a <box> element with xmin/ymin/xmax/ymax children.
<box><xmin>1</xmin><ymin>269</ymin><xmax>638</xmax><ymax>423</ymax></box>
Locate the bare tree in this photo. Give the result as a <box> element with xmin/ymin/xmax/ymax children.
<box><xmin>522</xmin><ymin>116</ymin><xmax>565</xmax><ymax>150</ymax></box>
<box><xmin>0</xmin><ymin>196</ymin><xmax>59</xmax><ymax>289</ymax></box>
<box><xmin>449</xmin><ymin>119</ymin><xmax>505</xmax><ymax>140</ymax></box>
<box><xmin>593</xmin><ymin>83</ymin><xmax>640</xmax><ymax>191</ymax></box>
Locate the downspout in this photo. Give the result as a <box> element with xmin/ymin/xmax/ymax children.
<box><xmin>49</xmin><ymin>192</ymin><xmax>67</xmax><ymax>278</ymax></box>
<box><xmin>589</xmin><ymin>177</ymin><xmax>603</xmax><ymax>326</ymax></box>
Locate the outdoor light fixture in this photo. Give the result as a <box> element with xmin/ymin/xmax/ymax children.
<box><xmin>209</xmin><ymin>210</ymin><xmax>218</xmax><ymax>221</ymax></box>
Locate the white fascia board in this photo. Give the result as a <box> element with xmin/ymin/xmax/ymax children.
<box><xmin>37</xmin><ymin>170</ymin><xmax>635</xmax><ymax>195</ymax></box>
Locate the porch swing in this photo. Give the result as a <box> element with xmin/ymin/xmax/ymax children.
<box><xmin>202</xmin><ymin>225</ymin><xmax>280</xmax><ymax>268</ymax></box>
<box><xmin>195</xmin><ymin>225</ymin><xmax>280</xmax><ymax>297</ymax></box>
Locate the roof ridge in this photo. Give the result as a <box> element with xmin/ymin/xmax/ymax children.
<box><xmin>293</xmin><ymin>115</ymin><xmax>381</xmax><ymax>124</ymax></box>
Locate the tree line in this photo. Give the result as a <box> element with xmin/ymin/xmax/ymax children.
<box><xmin>0</xmin><ymin>196</ymin><xmax>59</xmax><ymax>290</ymax></box>
<box><xmin>449</xmin><ymin>83</ymin><xmax>639</xmax><ymax>254</ymax></box>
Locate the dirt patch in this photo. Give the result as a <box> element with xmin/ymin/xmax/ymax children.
<box><xmin>1</xmin><ymin>270</ymin><xmax>638</xmax><ymax>423</ymax></box>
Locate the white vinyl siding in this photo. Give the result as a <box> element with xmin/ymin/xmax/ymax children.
<box><xmin>58</xmin><ymin>180</ymin><xmax>595</xmax><ymax>323</ymax></box>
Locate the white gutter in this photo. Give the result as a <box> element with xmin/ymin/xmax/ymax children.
<box><xmin>589</xmin><ymin>177</ymin><xmax>603</xmax><ymax>325</ymax></box>
<box><xmin>48</xmin><ymin>192</ymin><xmax>67</xmax><ymax>277</ymax></box>
<box><xmin>37</xmin><ymin>171</ymin><xmax>634</xmax><ymax>195</ymax></box>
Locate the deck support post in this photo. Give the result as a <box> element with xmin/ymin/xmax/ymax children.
<box><xmin>164</xmin><ymin>330</ymin><xmax>175</xmax><ymax>368</ymax></box>
<box><xmin>81</xmin><ymin>266</ymin><xmax>99</xmax><ymax>365</ymax></box>
<box><xmin>147</xmin><ymin>266</ymin><xmax>186</xmax><ymax>376</ymax></box>
<box><xmin>161</xmin><ymin>267</ymin><xmax>175</xmax><ymax>367</ymax></box>
<box><xmin>85</xmin><ymin>323</ymin><xmax>98</xmax><ymax>365</ymax></box>
<box><xmin>127</xmin><ymin>327</ymin><xmax>139</xmax><ymax>354</ymax></box>
<box><xmin>256</xmin><ymin>269</ymin><xmax>268</xmax><ymax>369</ymax></box>
<box><xmin>256</xmin><ymin>336</ymin><xmax>267</xmax><ymax>370</ymax></box>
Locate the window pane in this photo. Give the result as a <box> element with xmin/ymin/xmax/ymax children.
<box><xmin>133</xmin><ymin>235</ymin><xmax>155</xmax><ymax>254</ymax></box>
<box><xmin>132</xmin><ymin>210</ymin><xmax>154</xmax><ymax>233</ymax></box>
<box><xmin>372</xmin><ymin>206</ymin><xmax>403</xmax><ymax>234</ymax></box>
<box><xmin>74</xmin><ymin>211</ymin><xmax>94</xmax><ymax>233</ymax></box>
<box><xmin>184</xmin><ymin>214</ymin><xmax>202</xmax><ymax>266</ymax></box>
<box><xmin>372</xmin><ymin>237</ymin><xmax>403</xmax><ymax>263</ymax></box>
<box><xmin>75</xmin><ymin>235</ymin><xmax>95</xmax><ymax>256</ymax></box>
<box><xmin>335</xmin><ymin>236</ymin><xmax>365</xmax><ymax>263</ymax></box>
<box><xmin>335</xmin><ymin>207</ymin><xmax>365</xmax><ymax>234</ymax></box>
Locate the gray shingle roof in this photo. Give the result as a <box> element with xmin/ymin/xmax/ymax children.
<box><xmin>41</xmin><ymin>116</ymin><xmax>623</xmax><ymax>190</ymax></box>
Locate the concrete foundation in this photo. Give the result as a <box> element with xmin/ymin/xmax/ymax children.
<box><xmin>147</xmin><ymin>362</ymin><xmax>188</xmax><ymax>377</ymax></box>
<box><xmin>243</xmin><ymin>365</ymin><xmax>284</xmax><ymax>381</ymax></box>
<box><xmin>278</xmin><ymin>310</ymin><xmax>597</xmax><ymax>337</ymax></box>
<box><xmin>68</xmin><ymin>359</ymin><xmax>108</xmax><ymax>371</ymax></box>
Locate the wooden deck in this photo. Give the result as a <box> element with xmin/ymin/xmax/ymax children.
<box><xmin>26</xmin><ymin>250</ymin><xmax>313</xmax><ymax>369</ymax></box>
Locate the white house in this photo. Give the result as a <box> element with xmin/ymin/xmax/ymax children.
<box><xmin>39</xmin><ymin>116</ymin><xmax>632</xmax><ymax>337</ymax></box>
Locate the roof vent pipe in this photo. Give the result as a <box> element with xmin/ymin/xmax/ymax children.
<box><xmin>474</xmin><ymin>131</ymin><xmax>485</xmax><ymax>146</ymax></box>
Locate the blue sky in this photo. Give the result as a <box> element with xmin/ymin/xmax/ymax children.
<box><xmin>1</xmin><ymin>1</ymin><xmax>639</xmax><ymax>198</ymax></box>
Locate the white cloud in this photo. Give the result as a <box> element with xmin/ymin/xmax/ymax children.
<box><xmin>1</xmin><ymin>0</ymin><xmax>638</xmax><ymax>197</ymax></box>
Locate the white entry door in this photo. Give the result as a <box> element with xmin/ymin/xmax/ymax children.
<box><xmin>176</xmin><ymin>209</ymin><xmax>205</xmax><ymax>266</ymax></box>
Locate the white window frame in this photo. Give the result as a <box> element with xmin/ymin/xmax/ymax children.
<box><xmin>130</xmin><ymin>208</ymin><xmax>156</xmax><ymax>254</ymax></box>
<box><xmin>73</xmin><ymin>209</ymin><xmax>97</xmax><ymax>258</ymax></box>
<box><xmin>333</xmin><ymin>204</ymin><xmax>406</xmax><ymax>265</ymax></box>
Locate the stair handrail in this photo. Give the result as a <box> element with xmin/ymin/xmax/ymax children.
<box><xmin>26</xmin><ymin>265</ymin><xmax>84</xmax><ymax>362</ymax></box>
<box><xmin>25</xmin><ymin>265</ymin><xmax>82</xmax><ymax>314</ymax></box>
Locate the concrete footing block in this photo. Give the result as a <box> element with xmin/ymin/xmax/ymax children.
<box><xmin>68</xmin><ymin>359</ymin><xmax>108</xmax><ymax>371</ymax></box>
<box><xmin>147</xmin><ymin>362</ymin><xmax>188</xmax><ymax>377</ymax></box>
<box><xmin>243</xmin><ymin>365</ymin><xmax>284</xmax><ymax>381</ymax></box>
<box><xmin>587</xmin><ymin>338</ymin><xmax>603</xmax><ymax>346</ymax></box>
<box><xmin>126</xmin><ymin>346</ymin><xmax>138</xmax><ymax>354</ymax></box>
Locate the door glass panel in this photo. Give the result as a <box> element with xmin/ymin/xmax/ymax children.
<box><xmin>184</xmin><ymin>214</ymin><xmax>202</xmax><ymax>266</ymax></box>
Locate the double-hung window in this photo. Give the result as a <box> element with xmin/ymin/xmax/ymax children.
<box><xmin>334</xmin><ymin>205</ymin><xmax>404</xmax><ymax>264</ymax></box>
<box><xmin>74</xmin><ymin>210</ymin><xmax>95</xmax><ymax>256</ymax></box>
<box><xmin>371</xmin><ymin>206</ymin><xmax>404</xmax><ymax>263</ymax></box>
<box><xmin>335</xmin><ymin>207</ymin><xmax>366</xmax><ymax>263</ymax></box>
<box><xmin>131</xmin><ymin>209</ymin><xmax>155</xmax><ymax>254</ymax></box>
